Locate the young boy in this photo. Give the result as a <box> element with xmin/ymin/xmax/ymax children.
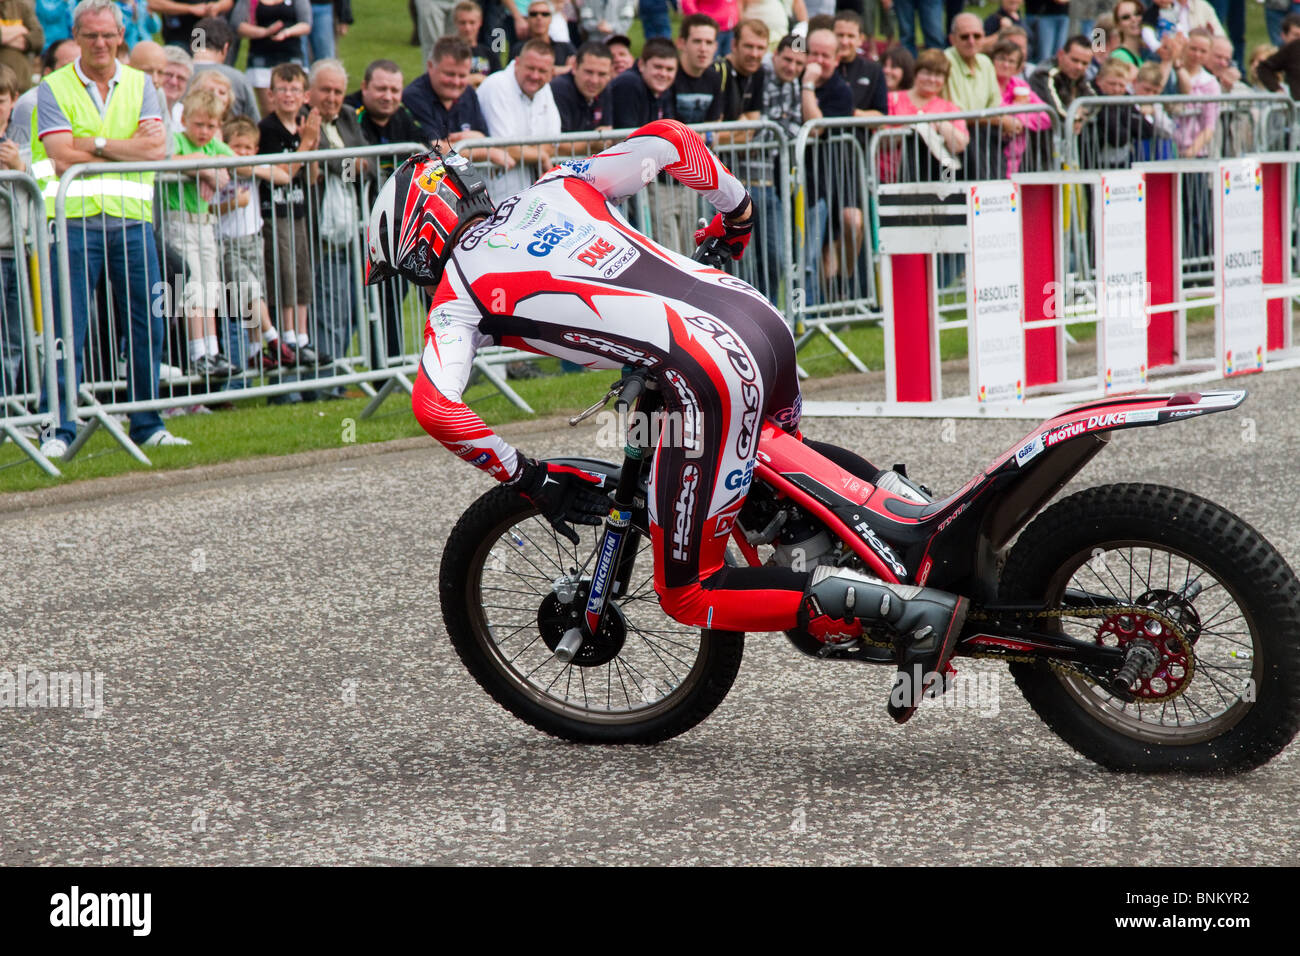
<box><xmin>257</xmin><ymin>63</ymin><xmax>328</xmax><ymax>367</ymax></box>
<box><xmin>212</xmin><ymin>115</ymin><xmax>297</xmax><ymax>372</ymax></box>
<box><xmin>163</xmin><ymin>89</ymin><xmax>237</xmax><ymax>379</ymax></box>
<box><xmin>454</xmin><ymin>1</ymin><xmax>500</xmax><ymax>88</ymax></box>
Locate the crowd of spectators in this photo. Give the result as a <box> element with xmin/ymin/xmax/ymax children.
<box><xmin>1</xmin><ymin>0</ymin><xmax>1298</xmax><ymax>457</ymax></box>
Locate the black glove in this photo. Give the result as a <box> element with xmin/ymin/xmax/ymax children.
<box><xmin>506</xmin><ymin>458</ymin><xmax>610</xmax><ymax>545</ymax></box>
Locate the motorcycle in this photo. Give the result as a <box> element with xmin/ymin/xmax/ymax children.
<box><xmin>438</xmin><ymin>240</ymin><xmax>1300</xmax><ymax>772</ymax></box>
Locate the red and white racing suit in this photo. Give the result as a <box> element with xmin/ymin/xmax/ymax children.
<box><xmin>412</xmin><ymin>120</ymin><xmax>808</xmax><ymax>633</ymax></box>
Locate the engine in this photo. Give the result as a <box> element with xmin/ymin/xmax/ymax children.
<box><xmin>736</xmin><ymin>485</ymin><xmax>841</xmax><ymax>574</ymax></box>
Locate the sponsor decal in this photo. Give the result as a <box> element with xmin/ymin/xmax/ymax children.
<box><xmin>712</xmin><ymin>500</ymin><xmax>744</xmax><ymax>538</ymax></box>
<box><xmin>724</xmin><ymin>460</ymin><xmax>754</xmax><ymax>492</ymax></box>
<box><xmin>1042</xmin><ymin>411</ymin><xmax>1142</xmax><ymax>447</ymax></box>
<box><xmin>468</xmin><ymin>450</ymin><xmax>491</xmax><ymax>466</ymax></box>
<box><xmin>438</xmin><ymin>332</ymin><xmax>461</xmax><ymax>345</ymax></box>
<box><xmin>459</xmin><ymin>195</ymin><xmax>520</xmax><ymax>249</ymax></box>
<box><xmin>600</xmin><ymin>245</ymin><xmax>639</xmax><ymax>279</ymax></box>
<box><xmin>564</xmin><ymin>159</ymin><xmax>593</xmax><ymax>180</ymax></box>
<box><xmin>415</xmin><ymin>166</ymin><xmax>447</xmax><ymax>194</ymax></box>
<box><xmin>671</xmin><ymin>464</ymin><xmax>701</xmax><ymax>562</ymax></box>
<box><xmin>772</xmin><ymin>393</ymin><xmax>802</xmax><ymax>428</ymax></box>
<box><xmin>576</xmin><ymin>237</ymin><xmax>617</xmax><ymax>267</ymax></box>
<box><xmin>839</xmin><ymin>474</ymin><xmax>866</xmax><ymax>497</ymax></box>
<box><xmin>853</xmin><ymin>521</ymin><xmax>907</xmax><ymax>577</ymax></box>
<box><xmin>1169</xmin><ymin>408</ymin><xmax>1204</xmax><ymax>418</ymax></box>
<box><xmin>528</xmin><ymin>220</ymin><xmax>575</xmax><ymax>256</ymax></box>
<box><xmin>1015</xmin><ymin>434</ymin><xmax>1044</xmax><ymax>467</ymax></box>
<box><xmin>586</xmin><ymin>528</ymin><xmax>625</xmax><ymax>620</ymax></box>
<box><xmin>661</xmin><ymin>369</ymin><xmax>701</xmax><ymax>452</ymax></box>
<box><xmin>561</xmin><ymin>331</ymin><xmax>661</xmax><ymax>367</ymax></box>
<box><xmin>485</xmin><ymin>232</ymin><xmax>518</xmax><ymax>249</ymax></box>
<box><xmin>936</xmin><ymin>501</ymin><xmax>970</xmax><ymax>532</ymax></box>
<box><xmin>1125</xmin><ymin>409</ymin><xmax>1159</xmax><ymax>423</ymax></box>
<box><xmin>917</xmin><ymin>556</ymin><xmax>933</xmax><ymax>586</ymax></box>
<box><xmin>684</xmin><ymin>315</ymin><xmax>760</xmax><ymax>460</ymax></box>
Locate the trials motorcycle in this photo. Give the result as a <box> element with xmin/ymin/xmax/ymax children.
<box><xmin>438</xmin><ymin>241</ymin><xmax>1300</xmax><ymax>772</ymax></box>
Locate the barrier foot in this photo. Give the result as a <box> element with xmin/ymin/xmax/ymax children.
<box><xmin>471</xmin><ymin>358</ymin><xmax>535</xmax><ymax>414</ymax></box>
<box><xmin>0</xmin><ymin>423</ymin><xmax>62</xmax><ymax>478</ymax></box>
<box><xmin>359</xmin><ymin>373</ymin><xmax>414</xmax><ymax>420</ymax></box>
<box><xmin>803</xmin><ymin>321</ymin><xmax>870</xmax><ymax>374</ymax></box>
<box><xmin>67</xmin><ymin>408</ymin><xmax>151</xmax><ymax>466</ymax></box>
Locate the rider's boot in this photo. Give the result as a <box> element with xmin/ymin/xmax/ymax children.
<box><xmin>798</xmin><ymin>566</ymin><xmax>969</xmax><ymax>725</ymax></box>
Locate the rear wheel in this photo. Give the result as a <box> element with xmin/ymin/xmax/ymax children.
<box><xmin>439</xmin><ymin>484</ymin><xmax>745</xmax><ymax>743</ymax></box>
<box><xmin>1002</xmin><ymin>483</ymin><xmax>1300</xmax><ymax>772</ymax></box>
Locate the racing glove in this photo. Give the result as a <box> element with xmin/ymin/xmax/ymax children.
<box><xmin>506</xmin><ymin>458</ymin><xmax>611</xmax><ymax>545</ymax></box>
<box><xmin>694</xmin><ymin>194</ymin><xmax>754</xmax><ymax>260</ymax></box>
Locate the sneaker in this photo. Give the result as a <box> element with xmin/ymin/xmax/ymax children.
<box><xmin>141</xmin><ymin>429</ymin><xmax>192</xmax><ymax>447</ymax></box>
<box><xmin>293</xmin><ymin>343</ymin><xmax>332</xmax><ymax>366</ymax></box>
<box><xmin>277</xmin><ymin>342</ymin><xmax>299</xmax><ymax>368</ymax></box>
<box><xmin>192</xmin><ymin>354</ymin><xmax>235</xmax><ymax>379</ymax></box>
<box><xmin>160</xmin><ymin>363</ymin><xmax>186</xmax><ymax>384</ymax></box>
<box><xmin>39</xmin><ymin>437</ymin><xmax>68</xmax><ymax>459</ymax></box>
<box><xmin>255</xmin><ymin>344</ymin><xmax>282</xmax><ymax>372</ymax></box>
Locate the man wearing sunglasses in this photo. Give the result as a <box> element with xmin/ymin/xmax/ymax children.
<box><xmin>510</xmin><ymin>1</ymin><xmax>575</xmax><ymax>73</ymax></box>
<box><xmin>943</xmin><ymin>12</ymin><xmax>1016</xmax><ymax>178</ymax></box>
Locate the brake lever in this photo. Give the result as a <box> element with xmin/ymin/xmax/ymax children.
<box><xmin>568</xmin><ymin>383</ymin><xmax>621</xmax><ymax>427</ymax></box>
<box><xmin>567</xmin><ymin>370</ymin><xmax>649</xmax><ymax>426</ymax></box>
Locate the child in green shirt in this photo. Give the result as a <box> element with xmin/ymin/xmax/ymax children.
<box><xmin>164</xmin><ymin>89</ymin><xmax>237</xmax><ymax>380</ymax></box>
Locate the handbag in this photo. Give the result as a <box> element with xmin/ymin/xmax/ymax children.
<box><xmin>318</xmin><ymin>173</ymin><xmax>358</xmax><ymax>246</ymax></box>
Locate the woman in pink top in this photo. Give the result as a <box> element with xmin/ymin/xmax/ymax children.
<box><xmin>883</xmin><ymin>48</ymin><xmax>969</xmax><ymax>182</ymax></box>
<box><xmin>990</xmin><ymin>39</ymin><xmax>1052</xmax><ymax>174</ymax></box>
<box><xmin>681</xmin><ymin>0</ymin><xmax>740</xmax><ymax>55</ymax></box>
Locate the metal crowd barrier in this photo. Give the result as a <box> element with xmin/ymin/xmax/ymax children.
<box><xmin>0</xmin><ymin>171</ymin><xmax>62</xmax><ymax>477</ymax></box>
<box><xmin>15</xmin><ymin>105</ymin><xmax>1300</xmax><ymax>474</ymax></box>
<box><xmin>47</xmin><ymin>142</ymin><xmax>429</xmax><ymax>464</ymax></box>
<box><xmin>1059</xmin><ymin>92</ymin><xmax>1298</xmax><ymax>301</ymax></box>
<box><xmin>795</xmin><ymin>105</ymin><xmax>1057</xmax><ymax>372</ymax></box>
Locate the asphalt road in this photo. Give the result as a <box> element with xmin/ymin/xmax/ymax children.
<box><xmin>1</xmin><ymin>368</ymin><xmax>1298</xmax><ymax>866</ymax></box>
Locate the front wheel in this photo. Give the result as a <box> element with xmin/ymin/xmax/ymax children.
<box><xmin>1001</xmin><ymin>483</ymin><xmax>1300</xmax><ymax>772</ymax></box>
<box><xmin>439</xmin><ymin>482</ymin><xmax>744</xmax><ymax>743</ymax></box>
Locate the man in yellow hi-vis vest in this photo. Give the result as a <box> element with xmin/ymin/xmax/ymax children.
<box><xmin>34</xmin><ymin>0</ymin><xmax>189</xmax><ymax>458</ymax></box>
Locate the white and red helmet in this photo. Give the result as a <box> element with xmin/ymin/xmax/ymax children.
<box><xmin>364</xmin><ymin>149</ymin><xmax>494</xmax><ymax>286</ymax></box>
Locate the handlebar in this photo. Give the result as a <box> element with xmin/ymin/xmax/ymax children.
<box><xmin>692</xmin><ymin>235</ymin><xmax>734</xmax><ymax>271</ymax></box>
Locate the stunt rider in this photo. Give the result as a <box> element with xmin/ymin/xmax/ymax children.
<box><xmin>363</xmin><ymin>120</ymin><xmax>969</xmax><ymax>722</ymax></box>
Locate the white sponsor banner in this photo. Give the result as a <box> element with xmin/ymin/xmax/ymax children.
<box><xmin>966</xmin><ymin>182</ymin><xmax>1025</xmax><ymax>404</ymax></box>
<box><xmin>1098</xmin><ymin>171</ymin><xmax>1148</xmax><ymax>392</ymax></box>
<box><xmin>1217</xmin><ymin>159</ymin><xmax>1266</xmax><ymax>377</ymax></box>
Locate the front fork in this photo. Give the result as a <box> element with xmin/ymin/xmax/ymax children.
<box><xmin>555</xmin><ymin>375</ymin><xmax>655</xmax><ymax>663</ymax></box>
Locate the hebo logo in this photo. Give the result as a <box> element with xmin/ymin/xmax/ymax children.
<box><xmin>527</xmin><ymin>220</ymin><xmax>575</xmax><ymax>256</ymax></box>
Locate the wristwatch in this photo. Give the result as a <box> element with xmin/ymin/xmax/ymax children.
<box><xmin>802</xmin><ymin>83</ymin><xmax>817</xmax><ymax>91</ymax></box>
<box><xmin>93</xmin><ymin>136</ymin><xmax>107</xmax><ymax>157</ymax></box>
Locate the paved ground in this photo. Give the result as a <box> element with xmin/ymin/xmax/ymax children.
<box><xmin>1</xmin><ymin>366</ymin><xmax>1298</xmax><ymax>866</ymax></box>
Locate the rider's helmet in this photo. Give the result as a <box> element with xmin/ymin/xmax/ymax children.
<box><xmin>364</xmin><ymin>148</ymin><xmax>495</xmax><ymax>287</ymax></box>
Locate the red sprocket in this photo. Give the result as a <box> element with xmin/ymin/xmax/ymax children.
<box><xmin>1095</xmin><ymin>611</ymin><xmax>1193</xmax><ymax>700</ymax></box>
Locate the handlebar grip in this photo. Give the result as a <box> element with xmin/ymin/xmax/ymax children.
<box><xmin>615</xmin><ymin>373</ymin><xmax>645</xmax><ymax>413</ymax></box>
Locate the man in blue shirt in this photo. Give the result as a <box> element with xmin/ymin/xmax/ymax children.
<box><xmin>402</xmin><ymin>36</ymin><xmax>490</xmax><ymax>146</ymax></box>
<box><xmin>550</xmin><ymin>40</ymin><xmax>615</xmax><ymax>132</ymax></box>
